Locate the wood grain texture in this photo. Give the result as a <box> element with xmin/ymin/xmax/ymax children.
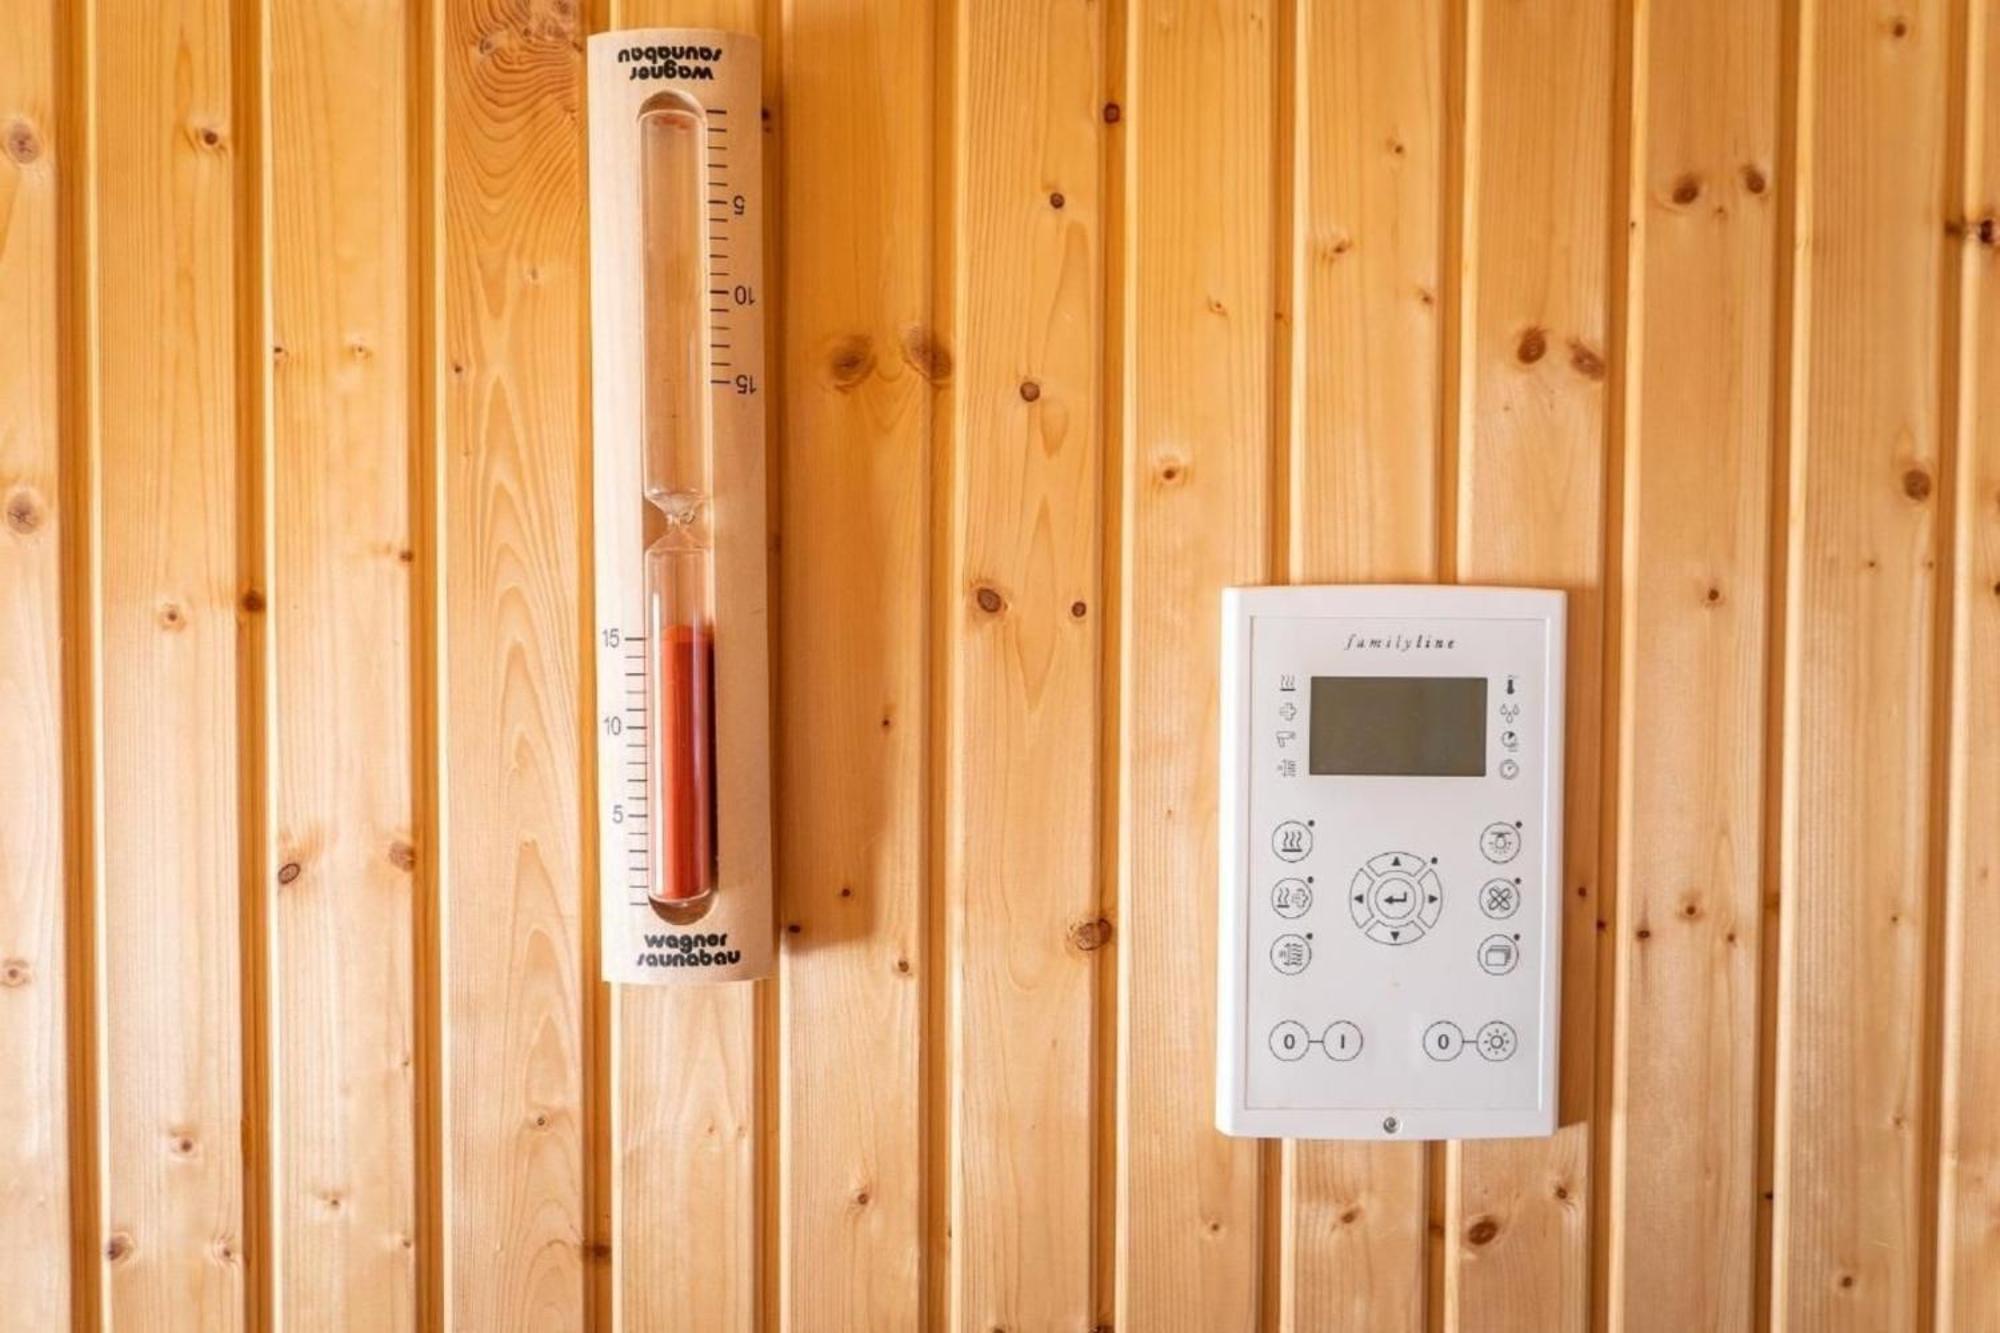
<box><xmin>1279</xmin><ymin>2</ymin><xmax>1444</xmax><ymax>1324</ymax></box>
<box><xmin>605</xmin><ymin>5</ymin><xmax>769</xmax><ymax>1330</ymax></box>
<box><xmin>769</xmin><ymin>0</ymin><xmax>935</xmax><ymax>1327</ymax></box>
<box><xmin>1605</xmin><ymin>0</ymin><xmax>1780</xmax><ymax>1328</ymax></box>
<box><xmin>266</xmin><ymin>0</ymin><xmax>418</xmax><ymax>1326</ymax></box>
<box><xmin>13</xmin><ymin>6</ymin><xmax>2000</xmax><ymax>1328</ymax></box>
<box><xmin>947</xmin><ymin>0</ymin><xmax>1106</xmax><ymax>1328</ymax></box>
<box><xmin>0</xmin><ymin>0</ymin><xmax>71</xmax><ymax>1323</ymax></box>
<box><xmin>92</xmin><ymin>0</ymin><xmax>249</xmax><ymax>1322</ymax></box>
<box><xmin>1937</xmin><ymin>4</ymin><xmax>2000</xmax><ymax>1325</ymax></box>
<box><xmin>1447</xmin><ymin>0</ymin><xmax>1613</xmax><ymax>1328</ymax></box>
<box><xmin>438</xmin><ymin>0</ymin><xmax>590</xmax><ymax>1325</ymax></box>
<box><xmin>1117</xmin><ymin>0</ymin><xmax>1273</xmax><ymax>1327</ymax></box>
<box><xmin>1770</xmin><ymin>1</ymin><xmax>1955</xmax><ymax>1327</ymax></box>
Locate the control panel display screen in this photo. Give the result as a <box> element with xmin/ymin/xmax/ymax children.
<box><xmin>1308</xmin><ymin>676</ymin><xmax>1487</xmax><ymax>777</ymax></box>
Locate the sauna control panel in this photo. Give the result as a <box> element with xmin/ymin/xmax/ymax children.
<box><xmin>1215</xmin><ymin>585</ymin><xmax>1565</xmax><ymax>1140</ymax></box>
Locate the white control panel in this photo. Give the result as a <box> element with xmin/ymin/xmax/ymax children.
<box><xmin>1215</xmin><ymin>585</ymin><xmax>1565</xmax><ymax>1140</ymax></box>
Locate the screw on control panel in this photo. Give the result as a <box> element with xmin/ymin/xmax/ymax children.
<box><xmin>1382</xmin><ymin>1116</ymin><xmax>1400</xmax><ymax>1135</ymax></box>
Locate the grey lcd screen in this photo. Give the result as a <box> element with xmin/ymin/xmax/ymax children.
<box><xmin>1308</xmin><ymin>676</ymin><xmax>1487</xmax><ymax>776</ymax></box>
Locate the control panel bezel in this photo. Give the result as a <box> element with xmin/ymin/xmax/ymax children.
<box><xmin>1215</xmin><ymin>584</ymin><xmax>1566</xmax><ymax>1141</ymax></box>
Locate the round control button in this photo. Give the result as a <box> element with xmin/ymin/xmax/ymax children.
<box><xmin>1367</xmin><ymin>849</ymin><xmax>1424</xmax><ymax>877</ymax></box>
<box><xmin>1416</xmin><ymin>869</ymin><xmax>1444</xmax><ymax>926</ymax></box>
<box><xmin>1323</xmin><ymin>1021</ymin><xmax>1363</xmax><ymax>1062</ymax></box>
<box><xmin>1480</xmin><ymin>822</ymin><xmax>1522</xmax><ymax>864</ymax></box>
<box><xmin>1369</xmin><ymin>874</ymin><xmax>1421</xmax><ymax>922</ymax></box>
<box><xmin>1273</xmin><ymin>820</ymin><xmax>1313</xmax><ymax>863</ymax></box>
<box><xmin>1270</xmin><ymin>934</ymin><xmax>1312</xmax><ymax>975</ymax></box>
<box><xmin>1366</xmin><ymin>919</ymin><xmax>1421</xmax><ymax>946</ymax></box>
<box><xmin>1475</xmin><ymin>1020</ymin><xmax>1518</xmax><ymax>1062</ymax></box>
<box><xmin>1477</xmin><ymin>934</ymin><xmax>1520</xmax><ymax>976</ymax></box>
<box><xmin>1269</xmin><ymin>1021</ymin><xmax>1311</xmax><ymax>1062</ymax></box>
<box><xmin>1347</xmin><ymin>870</ymin><xmax>1373</xmax><ymax>928</ymax></box>
<box><xmin>1479</xmin><ymin>878</ymin><xmax>1521</xmax><ymax>919</ymax></box>
<box><xmin>1272</xmin><ymin>878</ymin><xmax>1313</xmax><ymax>919</ymax></box>
<box><xmin>1422</xmin><ymin>1020</ymin><xmax>1464</xmax><ymax>1062</ymax></box>
<box><xmin>1499</xmin><ymin>758</ymin><xmax>1520</xmax><ymax>780</ymax></box>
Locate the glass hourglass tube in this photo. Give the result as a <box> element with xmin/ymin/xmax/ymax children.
<box><xmin>640</xmin><ymin>91</ymin><xmax>717</xmax><ymax>914</ymax></box>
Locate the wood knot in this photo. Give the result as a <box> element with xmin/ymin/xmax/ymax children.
<box><xmin>1976</xmin><ymin>216</ymin><xmax>1999</xmax><ymax>247</ymax></box>
<box><xmin>853</xmin><ymin>1188</ymin><xmax>871</xmax><ymax>1206</ymax></box>
<box><xmin>1466</xmin><ymin>1217</ymin><xmax>1500</xmax><ymax>1246</ymax></box>
<box><xmin>894</xmin><ymin>957</ymin><xmax>911</xmax><ymax>975</ymax></box>
<box><xmin>105</xmin><ymin>1232</ymin><xmax>133</xmax><ymax>1263</ymax></box>
<box><xmin>1670</xmin><ymin>174</ymin><xmax>1701</xmax><ymax>206</ymax></box>
<box><xmin>387</xmin><ymin>841</ymin><xmax>416</xmax><ymax>872</ymax></box>
<box><xmin>323</xmin><ymin>1191</ymin><xmax>343</xmax><ymax>1210</ymax></box>
<box><xmin>196</xmin><ymin>124</ymin><xmax>224</xmax><ymax>150</ymax></box>
<box><xmin>531</xmin><ymin>1113</ymin><xmax>549</xmax><ymax>1129</ymax></box>
<box><xmin>169</xmin><ymin>1133</ymin><xmax>197</xmax><ymax>1157</ymax></box>
<box><xmin>1902</xmin><ymin>467</ymin><xmax>1933</xmax><ymax>500</ymax></box>
<box><xmin>1516</xmin><ymin>327</ymin><xmax>1547</xmax><ymax>364</ymax></box>
<box><xmin>1018</xmin><ymin>379</ymin><xmax>1042</xmax><ymax>402</ymax></box>
<box><xmin>838</xmin><ymin>884</ymin><xmax>853</xmax><ymax>899</ymax></box>
<box><xmin>1155</xmin><ymin>456</ymin><xmax>1188</xmax><ymax>487</ymax></box>
<box><xmin>1049</xmin><ymin>191</ymin><xmax>1066</xmax><ymax>210</ymax></box>
<box><xmin>1553</xmin><ymin>1184</ymin><xmax>1570</xmax><ymax>1201</ymax></box>
<box><xmin>826</xmin><ymin>333</ymin><xmax>875</xmax><ymax>390</ymax></box>
<box><xmin>1741</xmin><ymin>165</ymin><xmax>1768</xmax><ymax>196</ymax></box>
<box><xmin>5</xmin><ymin>487</ymin><xmax>44</xmax><ymax>534</ymax></box>
<box><xmin>1338</xmin><ymin>1206</ymin><xmax>1361</xmax><ymax>1225</ymax></box>
<box><xmin>4</xmin><ymin>119</ymin><xmax>41</xmax><ymax>164</ymax></box>
<box><xmin>213</xmin><ymin>1237</ymin><xmax>238</xmax><ymax>1264</ymax></box>
<box><xmin>277</xmin><ymin>861</ymin><xmax>302</xmax><ymax>885</ymax></box>
<box><xmin>1068</xmin><ymin>917</ymin><xmax>1113</xmax><ymax>952</ymax></box>
<box><xmin>1636</xmin><ymin>927</ymin><xmax>1652</xmax><ymax>940</ymax></box>
<box><xmin>587</xmin><ymin>1240</ymin><xmax>612</xmax><ymax>1262</ymax></box>
<box><xmin>158</xmin><ymin>602</ymin><xmax>187</xmax><ymax>631</ymax></box>
<box><xmin>0</xmin><ymin>958</ymin><xmax>30</xmax><ymax>987</ymax></box>
<box><xmin>240</xmin><ymin>588</ymin><xmax>266</xmax><ymax>614</ymax></box>
<box><xmin>1681</xmin><ymin>900</ymin><xmax>1700</xmax><ymax>919</ymax></box>
<box><xmin>900</xmin><ymin>325</ymin><xmax>952</xmax><ymax>384</ymax></box>
<box><xmin>785</xmin><ymin>921</ymin><xmax>801</xmax><ymax>934</ymax></box>
<box><xmin>1889</xmin><ymin>16</ymin><xmax>1908</xmax><ymax>38</ymax></box>
<box><xmin>1102</xmin><ymin>102</ymin><xmax>1122</xmax><ymax>124</ymax></box>
<box><xmin>1705</xmin><ymin>585</ymin><xmax>1723</xmax><ymax>604</ymax></box>
<box><xmin>1839</xmin><ymin>1273</ymin><xmax>1856</xmax><ymax>1289</ymax></box>
<box><xmin>398</xmin><ymin>548</ymin><xmax>414</xmax><ymax>564</ymax></box>
<box><xmin>1070</xmin><ymin>600</ymin><xmax>1088</xmax><ymax>619</ymax></box>
<box><xmin>1568</xmin><ymin>339</ymin><xmax>1606</xmax><ymax>380</ymax></box>
<box><xmin>973</xmin><ymin>583</ymin><xmax>1006</xmax><ymax>615</ymax></box>
<box><xmin>1321</xmin><ymin>233</ymin><xmax>1353</xmax><ymax>262</ymax></box>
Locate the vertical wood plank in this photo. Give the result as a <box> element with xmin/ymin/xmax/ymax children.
<box><xmin>1770</xmin><ymin>0</ymin><xmax>1956</xmax><ymax>1326</ymax></box>
<box><xmin>266</xmin><ymin>0</ymin><xmax>417</xmax><ymax>1324</ymax></box>
<box><xmin>1117</xmin><ymin>0</ymin><xmax>1273</xmax><ymax>1326</ymax></box>
<box><xmin>1938</xmin><ymin>2</ymin><xmax>2000</xmax><ymax>1325</ymax></box>
<box><xmin>1604</xmin><ymin>1</ymin><xmax>1781</xmax><ymax>1328</ymax></box>
<box><xmin>92</xmin><ymin>0</ymin><xmax>248</xmax><ymax>1322</ymax></box>
<box><xmin>1446</xmin><ymin>0</ymin><xmax>1613</xmax><ymax>1328</ymax></box>
<box><xmin>769</xmin><ymin>0</ymin><xmax>936</xmax><ymax>1327</ymax></box>
<box><xmin>0</xmin><ymin>0</ymin><xmax>72</xmax><ymax>1322</ymax></box>
<box><xmin>1279</xmin><ymin>1</ymin><xmax>1444</xmax><ymax>1323</ymax></box>
<box><xmin>439</xmin><ymin>0</ymin><xmax>589</xmax><ymax>1324</ymax></box>
<box><xmin>605</xmin><ymin>5</ymin><xmax>770</xmax><ymax>1329</ymax></box>
<box><xmin>946</xmin><ymin>0</ymin><xmax>1105</xmax><ymax>1326</ymax></box>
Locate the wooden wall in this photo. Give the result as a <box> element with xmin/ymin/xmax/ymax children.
<box><xmin>1</xmin><ymin>0</ymin><xmax>1996</xmax><ymax>1328</ymax></box>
